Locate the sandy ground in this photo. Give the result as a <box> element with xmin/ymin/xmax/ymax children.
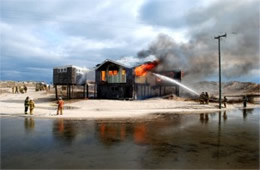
<box><xmin>0</xmin><ymin>87</ymin><xmax>259</xmax><ymax>120</ymax></box>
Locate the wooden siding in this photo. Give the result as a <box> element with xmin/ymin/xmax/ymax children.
<box><xmin>95</xmin><ymin>60</ymin><xmax>181</xmax><ymax>100</ymax></box>
<box><xmin>95</xmin><ymin>61</ymin><xmax>134</xmax><ymax>99</ymax></box>
<box><xmin>53</xmin><ymin>66</ymin><xmax>87</xmax><ymax>85</ymax></box>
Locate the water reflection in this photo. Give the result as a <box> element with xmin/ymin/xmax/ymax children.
<box><xmin>243</xmin><ymin>108</ymin><xmax>254</xmax><ymax>120</ymax></box>
<box><xmin>96</xmin><ymin>122</ymin><xmax>127</xmax><ymax>145</ymax></box>
<box><xmin>9</xmin><ymin>109</ymin><xmax>258</xmax><ymax>169</ymax></box>
<box><xmin>223</xmin><ymin>111</ymin><xmax>227</xmax><ymax>121</ymax></box>
<box><xmin>96</xmin><ymin>122</ymin><xmax>150</xmax><ymax>145</ymax></box>
<box><xmin>216</xmin><ymin>111</ymin><xmax>222</xmax><ymax>160</ymax></box>
<box><xmin>54</xmin><ymin>110</ymin><xmax>257</xmax><ymax>148</ymax></box>
<box><xmin>52</xmin><ymin>119</ymin><xmax>77</xmax><ymax>144</ymax></box>
<box><xmin>134</xmin><ymin>124</ymin><xmax>147</xmax><ymax>144</ymax></box>
<box><xmin>199</xmin><ymin>113</ymin><xmax>209</xmax><ymax>124</ymax></box>
<box><xmin>24</xmin><ymin>117</ymin><xmax>35</xmax><ymax>132</ymax></box>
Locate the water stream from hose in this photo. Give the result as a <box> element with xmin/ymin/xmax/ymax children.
<box><xmin>153</xmin><ymin>73</ymin><xmax>199</xmax><ymax>96</ymax></box>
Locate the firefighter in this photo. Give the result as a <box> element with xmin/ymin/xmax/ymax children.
<box><xmin>243</xmin><ymin>96</ymin><xmax>248</xmax><ymax>108</ymax></box>
<box><xmin>205</xmin><ymin>92</ymin><xmax>209</xmax><ymax>104</ymax></box>
<box><xmin>29</xmin><ymin>98</ymin><xmax>35</xmax><ymax>115</ymax></box>
<box><xmin>19</xmin><ymin>86</ymin><xmax>24</xmax><ymax>93</ymax></box>
<box><xmin>24</xmin><ymin>96</ymin><xmax>30</xmax><ymax>114</ymax></box>
<box><xmin>24</xmin><ymin>85</ymin><xmax>28</xmax><ymax>93</ymax></box>
<box><xmin>15</xmin><ymin>86</ymin><xmax>19</xmax><ymax>93</ymax></box>
<box><xmin>200</xmin><ymin>92</ymin><xmax>205</xmax><ymax>104</ymax></box>
<box><xmin>44</xmin><ymin>84</ymin><xmax>47</xmax><ymax>91</ymax></box>
<box><xmin>57</xmin><ymin>97</ymin><xmax>64</xmax><ymax>115</ymax></box>
<box><xmin>223</xmin><ymin>96</ymin><xmax>227</xmax><ymax>108</ymax></box>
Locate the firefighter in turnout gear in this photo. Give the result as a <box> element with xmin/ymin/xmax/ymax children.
<box><xmin>24</xmin><ymin>96</ymin><xmax>30</xmax><ymax>114</ymax></box>
<box><xmin>24</xmin><ymin>85</ymin><xmax>28</xmax><ymax>93</ymax></box>
<box><xmin>223</xmin><ymin>96</ymin><xmax>228</xmax><ymax>108</ymax></box>
<box><xmin>205</xmin><ymin>92</ymin><xmax>209</xmax><ymax>104</ymax></box>
<box><xmin>15</xmin><ymin>86</ymin><xmax>19</xmax><ymax>93</ymax></box>
<box><xmin>243</xmin><ymin>96</ymin><xmax>248</xmax><ymax>108</ymax></box>
<box><xmin>29</xmin><ymin>98</ymin><xmax>35</xmax><ymax>115</ymax></box>
<box><xmin>57</xmin><ymin>97</ymin><xmax>64</xmax><ymax>115</ymax></box>
<box><xmin>200</xmin><ymin>92</ymin><xmax>205</xmax><ymax>104</ymax></box>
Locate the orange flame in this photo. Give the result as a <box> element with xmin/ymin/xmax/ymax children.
<box><xmin>134</xmin><ymin>60</ymin><xmax>159</xmax><ymax>76</ymax></box>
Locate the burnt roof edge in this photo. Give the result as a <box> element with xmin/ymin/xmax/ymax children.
<box><xmin>95</xmin><ymin>59</ymin><xmax>130</xmax><ymax>70</ymax></box>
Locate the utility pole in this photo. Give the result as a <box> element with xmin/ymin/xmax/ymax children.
<box><xmin>214</xmin><ymin>33</ymin><xmax>227</xmax><ymax>109</ymax></box>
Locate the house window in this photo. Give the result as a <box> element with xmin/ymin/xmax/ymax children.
<box><xmin>113</xmin><ymin>70</ymin><xmax>118</xmax><ymax>75</ymax></box>
<box><xmin>101</xmin><ymin>71</ymin><xmax>106</xmax><ymax>81</ymax></box>
<box><xmin>58</xmin><ymin>68</ymin><xmax>67</xmax><ymax>73</ymax></box>
<box><xmin>122</xmin><ymin>69</ymin><xmax>126</xmax><ymax>82</ymax></box>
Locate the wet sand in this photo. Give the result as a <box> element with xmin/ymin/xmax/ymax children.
<box><xmin>0</xmin><ymin>87</ymin><xmax>259</xmax><ymax>119</ymax></box>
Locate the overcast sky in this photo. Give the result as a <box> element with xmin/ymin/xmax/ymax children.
<box><xmin>0</xmin><ymin>0</ymin><xmax>259</xmax><ymax>83</ymax></box>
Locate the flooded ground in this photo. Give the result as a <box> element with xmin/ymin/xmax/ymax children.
<box><xmin>1</xmin><ymin>108</ymin><xmax>259</xmax><ymax>169</ymax></box>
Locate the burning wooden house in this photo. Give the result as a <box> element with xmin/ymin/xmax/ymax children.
<box><xmin>95</xmin><ymin>59</ymin><xmax>134</xmax><ymax>99</ymax></box>
<box><xmin>53</xmin><ymin>65</ymin><xmax>88</xmax><ymax>99</ymax></box>
<box><xmin>95</xmin><ymin>59</ymin><xmax>181</xmax><ymax>99</ymax></box>
<box><xmin>134</xmin><ymin>61</ymin><xmax>181</xmax><ymax>99</ymax></box>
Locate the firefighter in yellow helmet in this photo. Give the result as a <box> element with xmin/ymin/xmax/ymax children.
<box><xmin>29</xmin><ymin>98</ymin><xmax>35</xmax><ymax>115</ymax></box>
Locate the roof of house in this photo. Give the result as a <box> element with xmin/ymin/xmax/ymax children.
<box><xmin>53</xmin><ymin>65</ymin><xmax>88</xmax><ymax>71</ymax></box>
<box><xmin>95</xmin><ymin>59</ymin><xmax>130</xmax><ymax>70</ymax></box>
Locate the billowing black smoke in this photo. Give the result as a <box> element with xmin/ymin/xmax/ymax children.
<box><xmin>138</xmin><ymin>0</ymin><xmax>259</xmax><ymax>82</ymax></box>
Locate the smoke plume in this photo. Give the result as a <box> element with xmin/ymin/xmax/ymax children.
<box><xmin>138</xmin><ymin>0</ymin><xmax>259</xmax><ymax>82</ymax></box>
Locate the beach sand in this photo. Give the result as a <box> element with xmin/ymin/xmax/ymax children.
<box><xmin>0</xmin><ymin>87</ymin><xmax>259</xmax><ymax>120</ymax></box>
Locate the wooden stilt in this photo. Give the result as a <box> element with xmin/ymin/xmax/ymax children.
<box><xmin>55</xmin><ymin>85</ymin><xmax>58</xmax><ymax>100</ymax></box>
<box><xmin>67</xmin><ymin>85</ymin><xmax>69</xmax><ymax>99</ymax></box>
<box><xmin>176</xmin><ymin>86</ymin><xmax>179</xmax><ymax>96</ymax></box>
<box><xmin>72</xmin><ymin>85</ymin><xmax>73</xmax><ymax>99</ymax></box>
<box><xmin>69</xmin><ymin>85</ymin><xmax>71</xmax><ymax>99</ymax></box>
<box><xmin>86</xmin><ymin>84</ymin><xmax>89</xmax><ymax>98</ymax></box>
<box><xmin>94</xmin><ymin>84</ymin><xmax>96</xmax><ymax>98</ymax></box>
<box><xmin>141</xmin><ymin>85</ymin><xmax>143</xmax><ymax>97</ymax></box>
<box><xmin>70</xmin><ymin>85</ymin><xmax>71</xmax><ymax>99</ymax></box>
<box><xmin>83</xmin><ymin>84</ymin><xmax>86</xmax><ymax>99</ymax></box>
<box><xmin>144</xmin><ymin>85</ymin><xmax>146</xmax><ymax>97</ymax></box>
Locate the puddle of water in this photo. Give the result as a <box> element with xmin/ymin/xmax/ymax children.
<box><xmin>1</xmin><ymin>108</ymin><xmax>259</xmax><ymax>169</ymax></box>
<box><xmin>36</xmin><ymin>106</ymin><xmax>80</xmax><ymax>110</ymax></box>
